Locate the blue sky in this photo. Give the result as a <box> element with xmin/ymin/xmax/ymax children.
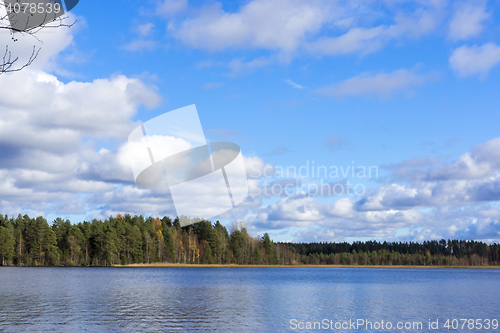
<box><xmin>1</xmin><ymin>0</ymin><xmax>500</xmax><ymax>243</ymax></box>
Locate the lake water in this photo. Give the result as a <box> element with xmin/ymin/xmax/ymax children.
<box><xmin>0</xmin><ymin>267</ymin><xmax>499</xmax><ymax>332</ymax></box>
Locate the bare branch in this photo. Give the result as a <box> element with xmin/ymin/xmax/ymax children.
<box><xmin>0</xmin><ymin>0</ymin><xmax>76</xmax><ymax>74</ymax></box>
<box><xmin>1</xmin><ymin>44</ymin><xmax>39</xmax><ymax>73</ymax></box>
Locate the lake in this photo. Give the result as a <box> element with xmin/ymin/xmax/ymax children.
<box><xmin>0</xmin><ymin>267</ymin><xmax>499</xmax><ymax>332</ymax></box>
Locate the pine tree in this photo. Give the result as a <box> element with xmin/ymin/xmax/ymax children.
<box><xmin>0</xmin><ymin>226</ymin><xmax>15</xmax><ymax>266</ymax></box>
<box><xmin>163</xmin><ymin>227</ymin><xmax>176</xmax><ymax>263</ymax></box>
<box><xmin>253</xmin><ymin>247</ymin><xmax>261</xmax><ymax>265</ymax></box>
<box><xmin>203</xmin><ymin>243</ymin><xmax>215</xmax><ymax>264</ymax></box>
<box><xmin>43</xmin><ymin>226</ymin><xmax>59</xmax><ymax>266</ymax></box>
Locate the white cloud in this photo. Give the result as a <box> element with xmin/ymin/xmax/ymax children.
<box><xmin>449</xmin><ymin>1</ymin><xmax>490</xmax><ymax>41</ymax></box>
<box><xmin>266</xmin><ymin>195</ymin><xmax>324</xmax><ymax>222</ymax></box>
<box><xmin>325</xmin><ymin>197</ymin><xmax>355</xmax><ymax>218</ymax></box>
<box><xmin>137</xmin><ymin>23</ymin><xmax>155</xmax><ymax>36</ymax></box>
<box><xmin>0</xmin><ymin>71</ymin><xmax>160</xmax><ymax>139</ymax></box>
<box><xmin>156</xmin><ymin>0</ymin><xmax>188</xmax><ymax>17</ymax></box>
<box><xmin>238</xmin><ymin>136</ymin><xmax>500</xmax><ymax>242</ymax></box>
<box><xmin>0</xmin><ymin>13</ymin><xmax>75</xmax><ymax>73</ymax></box>
<box><xmin>358</xmin><ymin>138</ymin><xmax>500</xmax><ymax>212</ymax></box>
<box><xmin>284</xmin><ymin>79</ymin><xmax>303</xmax><ymax>89</ymax></box>
<box><xmin>0</xmin><ymin>21</ymin><xmax>163</xmax><ymax>217</ymax></box>
<box><xmin>173</xmin><ymin>0</ymin><xmax>331</xmax><ymax>53</ymax></box>
<box><xmin>123</xmin><ymin>40</ymin><xmax>158</xmax><ymax>52</ymax></box>
<box><xmin>168</xmin><ymin>0</ymin><xmax>444</xmax><ymax>58</ymax></box>
<box><xmin>244</xmin><ymin>194</ymin><xmax>322</xmax><ymax>230</ymax></box>
<box><xmin>449</xmin><ymin>43</ymin><xmax>500</xmax><ymax>78</ymax></box>
<box><xmin>472</xmin><ymin>137</ymin><xmax>500</xmax><ymax>168</ymax></box>
<box><xmin>318</xmin><ymin>69</ymin><xmax>428</xmax><ymax>98</ymax></box>
<box><xmin>124</xmin><ymin>23</ymin><xmax>157</xmax><ymax>52</ymax></box>
<box><xmin>243</xmin><ymin>191</ymin><xmax>424</xmax><ymax>239</ymax></box>
<box><xmin>227</xmin><ymin>57</ymin><xmax>273</xmax><ymax>76</ymax></box>
<box><xmin>88</xmin><ymin>185</ymin><xmax>177</xmax><ymax>220</ymax></box>
<box><xmin>307</xmin><ymin>6</ymin><xmax>442</xmax><ymax>56</ymax></box>
<box><xmin>294</xmin><ymin>227</ymin><xmax>342</xmax><ymax>243</ymax></box>
<box><xmin>244</xmin><ymin>156</ymin><xmax>275</xmax><ymax>179</ymax></box>
<box><xmin>307</xmin><ymin>26</ymin><xmax>388</xmax><ymax>56</ymax></box>
<box><xmin>389</xmin><ymin>148</ymin><xmax>498</xmax><ymax>184</ymax></box>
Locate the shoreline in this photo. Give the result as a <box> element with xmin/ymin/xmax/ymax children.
<box><xmin>113</xmin><ymin>263</ymin><xmax>500</xmax><ymax>269</ymax></box>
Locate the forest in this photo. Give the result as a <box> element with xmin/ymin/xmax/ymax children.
<box><xmin>0</xmin><ymin>213</ymin><xmax>499</xmax><ymax>267</ymax></box>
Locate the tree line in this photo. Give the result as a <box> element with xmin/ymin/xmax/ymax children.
<box><xmin>0</xmin><ymin>213</ymin><xmax>499</xmax><ymax>266</ymax></box>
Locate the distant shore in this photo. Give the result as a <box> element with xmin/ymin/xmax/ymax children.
<box><xmin>114</xmin><ymin>263</ymin><xmax>500</xmax><ymax>269</ymax></box>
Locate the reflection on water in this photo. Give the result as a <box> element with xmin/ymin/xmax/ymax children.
<box><xmin>1</xmin><ymin>268</ymin><xmax>499</xmax><ymax>332</ymax></box>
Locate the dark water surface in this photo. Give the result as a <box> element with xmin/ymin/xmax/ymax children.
<box><xmin>0</xmin><ymin>267</ymin><xmax>499</xmax><ymax>332</ymax></box>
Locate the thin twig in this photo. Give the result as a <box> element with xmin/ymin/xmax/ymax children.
<box><xmin>0</xmin><ymin>0</ymin><xmax>75</xmax><ymax>74</ymax></box>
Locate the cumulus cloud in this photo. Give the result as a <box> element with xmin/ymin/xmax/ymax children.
<box><xmin>263</xmin><ymin>193</ymin><xmax>324</xmax><ymax>222</ymax></box>
<box><xmin>0</xmin><ymin>22</ymin><xmax>163</xmax><ymax>218</ymax></box>
<box><xmin>244</xmin><ymin>156</ymin><xmax>275</xmax><ymax>179</ymax></box>
<box><xmin>350</xmin><ymin>153</ymin><xmax>498</xmax><ymax>218</ymax></box>
<box><xmin>407</xmin><ymin>206</ymin><xmax>500</xmax><ymax>242</ymax></box>
<box><xmin>450</xmin><ymin>43</ymin><xmax>500</xmax><ymax>78</ymax></box>
<box><xmin>294</xmin><ymin>227</ymin><xmax>342</xmax><ymax>243</ymax></box>
<box><xmin>0</xmin><ymin>71</ymin><xmax>160</xmax><ymax>139</ymax></box>
<box><xmin>4</xmin><ymin>58</ymin><xmax>500</xmax><ymax>244</ymax></box>
<box><xmin>243</xmin><ymin>191</ymin><xmax>423</xmax><ymax>239</ymax></box>
<box><xmin>87</xmin><ymin>185</ymin><xmax>177</xmax><ymax>220</ymax></box>
<box><xmin>389</xmin><ymin>138</ymin><xmax>500</xmax><ymax>182</ymax></box>
<box><xmin>352</xmin><ymin>138</ymin><xmax>500</xmax><ymax>215</ymax></box>
<box><xmin>318</xmin><ymin>69</ymin><xmax>429</xmax><ymax>98</ymax></box>
<box><xmin>3</xmin><ymin>1</ymin><xmax>500</xmax><ymax>243</ymax></box>
<box><xmin>448</xmin><ymin>1</ymin><xmax>490</xmax><ymax>41</ymax></box>
<box><xmin>156</xmin><ymin>0</ymin><xmax>188</xmax><ymax>17</ymax></box>
<box><xmin>239</xmin><ymin>137</ymin><xmax>500</xmax><ymax>243</ymax></box>
<box><xmin>244</xmin><ymin>193</ymin><xmax>322</xmax><ymax>231</ymax></box>
<box><xmin>294</xmin><ymin>208</ymin><xmax>422</xmax><ymax>242</ymax></box>
<box><xmin>172</xmin><ymin>0</ymin><xmax>331</xmax><ymax>53</ymax></box>
<box><xmin>307</xmin><ymin>5</ymin><xmax>442</xmax><ymax>56</ymax></box>
<box><xmin>167</xmin><ymin>0</ymin><xmax>444</xmax><ymax>58</ymax></box>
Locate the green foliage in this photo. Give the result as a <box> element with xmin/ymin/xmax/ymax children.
<box><xmin>0</xmin><ymin>226</ymin><xmax>14</xmax><ymax>265</ymax></box>
<box><xmin>0</xmin><ymin>212</ymin><xmax>499</xmax><ymax>267</ymax></box>
<box><xmin>163</xmin><ymin>227</ymin><xmax>175</xmax><ymax>263</ymax></box>
<box><xmin>203</xmin><ymin>243</ymin><xmax>215</xmax><ymax>264</ymax></box>
<box><xmin>43</xmin><ymin>226</ymin><xmax>59</xmax><ymax>266</ymax></box>
<box><xmin>253</xmin><ymin>247</ymin><xmax>261</xmax><ymax>265</ymax></box>
<box><xmin>262</xmin><ymin>233</ymin><xmax>277</xmax><ymax>264</ymax></box>
<box><xmin>230</xmin><ymin>230</ymin><xmax>244</xmax><ymax>264</ymax></box>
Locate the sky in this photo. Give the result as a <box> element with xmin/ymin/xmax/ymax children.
<box><xmin>1</xmin><ymin>0</ymin><xmax>500</xmax><ymax>243</ymax></box>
